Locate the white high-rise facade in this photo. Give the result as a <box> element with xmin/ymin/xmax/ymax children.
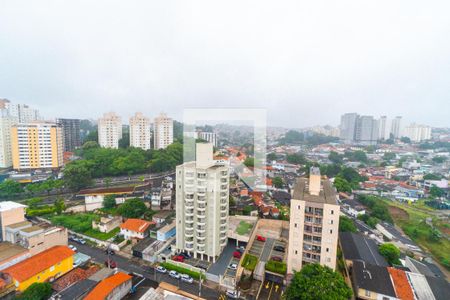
<box><xmin>98</xmin><ymin>112</ymin><xmax>122</xmax><ymax>149</ymax></box>
<box><xmin>339</xmin><ymin>113</ymin><xmax>358</xmax><ymax>143</ymax></box>
<box><xmin>287</xmin><ymin>167</ymin><xmax>340</xmax><ymax>274</ymax></box>
<box><xmin>340</xmin><ymin>113</ymin><xmax>377</xmax><ymax>145</ymax></box>
<box><xmin>175</xmin><ymin>143</ymin><xmax>229</xmax><ymax>262</ymax></box>
<box><xmin>390</xmin><ymin>116</ymin><xmax>402</xmax><ymax>139</ymax></box>
<box><xmin>378</xmin><ymin>116</ymin><xmax>387</xmax><ymax>140</ymax></box>
<box><xmin>199</xmin><ymin>132</ymin><xmax>218</xmax><ymax>147</ymax></box>
<box><xmin>404</xmin><ymin>123</ymin><xmax>431</xmax><ymax>142</ymax></box>
<box><xmin>129</xmin><ymin>112</ymin><xmax>151</xmax><ymax>150</ymax></box>
<box><xmin>154</xmin><ymin>113</ymin><xmax>173</xmax><ymax>149</ymax></box>
<box><xmin>0</xmin><ymin>99</ymin><xmax>40</xmax><ymax>168</ymax></box>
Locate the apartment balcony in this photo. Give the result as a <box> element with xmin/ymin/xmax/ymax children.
<box><xmin>197</xmin><ymin>205</ymin><xmax>206</xmax><ymax>212</ymax></box>
<box><xmin>197</xmin><ymin>220</ymin><xmax>206</xmax><ymax>227</ymax></box>
<box><xmin>197</xmin><ymin>211</ymin><xmax>206</xmax><ymax>218</ymax></box>
<box><xmin>186</xmin><ymin>210</ymin><xmax>194</xmax><ymax>217</ymax></box>
<box><xmin>185</xmin><ymin>230</ymin><xmax>194</xmax><ymax>238</ymax></box>
<box><xmin>197</xmin><ymin>197</ymin><xmax>206</xmax><ymax>205</ymax></box>
<box><xmin>220</xmin><ymin>220</ymin><xmax>227</xmax><ymax>225</ymax></box>
<box><xmin>220</xmin><ymin>237</ymin><xmax>227</xmax><ymax>246</ymax></box>
<box><xmin>197</xmin><ymin>247</ymin><xmax>205</xmax><ymax>254</ymax></box>
<box><xmin>185</xmin><ymin>197</ymin><xmax>194</xmax><ymax>205</ymax></box>
<box><xmin>196</xmin><ymin>233</ymin><xmax>206</xmax><ymax>240</ymax></box>
<box><xmin>196</xmin><ymin>227</ymin><xmax>206</xmax><ymax>233</ymax></box>
<box><xmin>221</xmin><ymin>171</ymin><xmax>228</xmax><ymax>177</ymax></box>
<box><xmin>185</xmin><ymin>242</ymin><xmax>194</xmax><ymax>250</ymax></box>
<box><xmin>185</xmin><ymin>218</ymin><xmax>194</xmax><ymax>224</ymax></box>
<box><xmin>221</xmin><ymin>185</ymin><xmax>228</xmax><ymax>190</ymax></box>
<box><xmin>220</xmin><ymin>225</ymin><xmax>227</xmax><ymax>233</ymax></box>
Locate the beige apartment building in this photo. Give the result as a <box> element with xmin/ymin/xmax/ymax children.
<box><xmin>98</xmin><ymin>112</ymin><xmax>122</xmax><ymax>148</ymax></box>
<box><xmin>10</xmin><ymin>122</ymin><xmax>64</xmax><ymax>170</ymax></box>
<box><xmin>0</xmin><ymin>202</ymin><xmax>26</xmax><ymax>241</ymax></box>
<box><xmin>154</xmin><ymin>113</ymin><xmax>173</xmax><ymax>149</ymax></box>
<box><xmin>287</xmin><ymin>167</ymin><xmax>340</xmax><ymax>274</ymax></box>
<box><xmin>175</xmin><ymin>143</ymin><xmax>229</xmax><ymax>262</ymax></box>
<box><xmin>4</xmin><ymin>221</ymin><xmax>68</xmax><ymax>256</ymax></box>
<box><xmin>129</xmin><ymin>112</ymin><xmax>151</xmax><ymax>150</ymax></box>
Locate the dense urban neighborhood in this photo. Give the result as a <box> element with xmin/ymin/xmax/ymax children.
<box><xmin>0</xmin><ymin>98</ymin><xmax>449</xmax><ymax>299</ymax></box>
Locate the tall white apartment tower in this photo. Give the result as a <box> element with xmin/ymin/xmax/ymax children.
<box><xmin>339</xmin><ymin>113</ymin><xmax>358</xmax><ymax>143</ymax></box>
<box><xmin>175</xmin><ymin>143</ymin><xmax>229</xmax><ymax>262</ymax></box>
<box><xmin>154</xmin><ymin>113</ymin><xmax>173</xmax><ymax>149</ymax></box>
<box><xmin>98</xmin><ymin>112</ymin><xmax>122</xmax><ymax>148</ymax></box>
<box><xmin>378</xmin><ymin>116</ymin><xmax>387</xmax><ymax>140</ymax></box>
<box><xmin>129</xmin><ymin>112</ymin><xmax>151</xmax><ymax>150</ymax></box>
<box><xmin>390</xmin><ymin>116</ymin><xmax>402</xmax><ymax>139</ymax></box>
<box><xmin>287</xmin><ymin>167</ymin><xmax>340</xmax><ymax>275</ymax></box>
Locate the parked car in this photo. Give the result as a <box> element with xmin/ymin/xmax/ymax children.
<box><xmin>271</xmin><ymin>256</ymin><xmax>282</xmax><ymax>262</ymax></box>
<box><xmin>105</xmin><ymin>259</ymin><xmax>117</xmax><ymax>268</ymax></box>
<box><xmin>68</xmin><ymin>245</ymin><xmax>77</xmax><ymax>252</ymax></box>
<box><xmin>233</xmin><ymin>251</ymin><xmax>242</xmax><ymax>259</ymax></box>
<box><xmin>78</xmin><ymin>239</ymin><xmax>86</xmax><ymax>245</ymax></box>
<box><xmin>156</xmin><ymin>266</ymin><xmax>167</xmax><ymax>273</ymax></box>
<box><xmin>169</xmin><ymin>270</ymin><xmax>180</xmax><ymax>279</ymax></box>
<box><xmin>179</xmin><ymin>252</ymin><xmax>192</xmax><ymax>259</ymax></box>
<box><xmin>273</xmin><ymin>246</ymin><xmax>285</xmax><ymax>252</ymax></box>
<box><xmin>105</xmin><ymin>249</ymin><xmax>115</xmax><ymax>255</ymax></box>
<box><xmin>226</xmin><ymin>290</ymin><xmax>240</xmax><ymax>299</ymax></box>
<box><xmin>180</xmin><ymin>274</ymin><xmax>193</xmax><ymax>283</ymax></box>
<box><xmin>172</xmin><ymin>255</ymin><xmax>185</xmax><ymax>262</ymax></box>
<box><xmin>236</xmin><ymin>246</ymin><xmax>245</xmax><ymax>252</ymax></box>
<box><xmin>256</xmin><ymin>235</ymin><xmax>266</xmax><ymax>242</ymax></box>
<box><xmin>228</xmin><ymin>263</ymin><xmax>238</xmax><ymax>270</ymax></box>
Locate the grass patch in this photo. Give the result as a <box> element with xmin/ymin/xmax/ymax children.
<box><xmin>84</xmin><ymin>227</ymin><xmax>120</xmax><ymax>241</ymax></box>
<box><xmin>236</xmin><ymin>221</ymin><xmax>253</xmax><ymax>235</ymax></box>
<box><xmin>160</xmin><ymin>262</ymin><xmax>205</xmax><ymax>280</ymax></box>
<box><xmin>265</xmin><ymin>260</ymin><xmax>287</xmax><ymax>275</ymax></box>
<box><xmin>383</xmin><ymin>199</ymin><xmax>450</xmax><ymax>270</ymax></box>
<box><xmin>241</xmin><ymin>254</ymin><xmax>258</xmax><ymax>271</ymax></box>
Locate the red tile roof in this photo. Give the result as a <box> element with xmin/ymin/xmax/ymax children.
<box><xmin>120</xmin><ymin>218</ymin><xmax>153</xmax><ymax>233</ymax></box>
<box><xmin>4</xmin><ymin>246</ymin><xmax>74</xmax><ymax>282</ymax></box>
<box><xmin>388</xmin><ymin>268</ymin><xmax>414</xmax><ymax>300</ymax></box>
<box><xmin>84</xmin><ymin>272</ymin><xmax>132</xmax><ymax>300</ymax></box>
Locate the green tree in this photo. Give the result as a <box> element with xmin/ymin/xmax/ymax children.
<box><xmin>383</xmin><ymin>152</ymin><xmax>396</xmax><ymax>161</ymax></box>
<box><xmin>333</xmin><ymin>177</ymin><xmax>352</xmax><ymax>193</ymax></box>
<box><xmin>400</xmin><ymin>136</ymin><xmax>411</xmax><ymax>143</ymax></box>
<box><xmin>27</xmin><ymin>197</ymin><xmax>43</xmax><ymax>209</ymax></box>
<box><xmin>423</xmin><ymin>173</ymin><xmax>442</xmax><ymax>180</ymax></box>
<box><xmin>267</xmin><ymin>152</ymin><xmax>277</xmax><ymax>161</ymax></box>
<box><xmin>119</xmin><ymin>132</ymin><xmax>130</xmax><ymax>148</ymax></box>
<box><xmin>430</xmin><ymin>185</ymin><xmax>445</xmax><ymax>198</ymax></box>
<box><xmin>378</xmin><ymin>243</ymin><xmax>401</xmax><ymax>265</ymax></box>
<box><xmin>244</xmin><ymin>157</ymin><xmax>254</xmax><ymax>168</ymax></box>
<box><xmin>286</xmin><ymin>153</ymin><xmax>307</xmax><ymax>165</ymax></box>
<box><xmin>103</xmin><ymin>194</ymin><xmax>117</xmax><ymax>209</ymax></box>
<box><xmin>63</xmin><ymin>160</ymin><xmax>93</xmax><ymax>191</ymax></box>
<box><xmin>117</xmin><ymin>198</ymin><xmax>147</xmax><ymax>218</ymax></box>
<box><xmin>328</xmin><ymin>151</ymin><xmax>344</xmax><ymax>164</ymax></box>
<box><xmin>0</xmin><ymin>179</ymin><xmax>23</xmax><ymax>198</ymax></box>
<box><xmin>339</xmin><ymin>216</ymin><xmax>357</xmax><ymax>233</ymax></box>
<box><xmin>17</xmin><ymin>282</ymin><xmax>52</xmax><ymax>300</ymax></box>
<box><xmin>84</xmin><ymin>130</ymin><xmax>98</xmax><ymax>143</ymax></box>
<box><xmin>285</xmin><ymin>263</ymin><xmax>352</xmax><ymax>300</ymax></box>
<box><xmin>82</xmin><ymin>141</ymin><xmax>100</xmax><ymax>150</ymax></box>
<box><xmin>54</xmin><ymin>198</ymin><xmax>66</xmax><ymax>215</ymax></box>
<box><xmin>432</xmin><ymin>156</ymin><xmax>446</xmax><ymax>164</ymax></box>
<box><xmin>273</xmin><ymin>177</ymin><xmax>283</xmax><ymax>188</ymax></box>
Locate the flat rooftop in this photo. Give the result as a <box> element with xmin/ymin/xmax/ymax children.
<box><xmin>20</xmin><ymin>225</ymin><xmax>44</xmax><ymax>234</ymax></box>
<box><xmin>0</xmin><ymin>201</ymin><xmax>26</xmax><ymax>212</ymax></box>
<box><xmin>6</xmin><ymin>221</ymin><xmax>31</xmax><ymax>229</ymax></box>
<box><xmin>0</xmin><ymin>242</ymin><xmax>28</xmax><ymax>262</ymax></box>
<box><xmin>292</xmin><ymin>178</ymin><xmax>337</xmax><ymax>205</ymax></box>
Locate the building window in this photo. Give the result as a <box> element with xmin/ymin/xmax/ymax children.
<box><xmin>294</xmin><ymin>223</ymin><xmax>297</xmax><ymax>228</ymax></box>
<box><xmin>329</xmin><ymin>229</ymin><xmax>333</xmax><ymax>234</ymax></box>
<box><xmin>297</xmin><ymin>205</ymin><xmax>301</xmax><ymax>210</ymax></box>
<box><xmin>329</xmin><ymin>220</ymin><xmax>334</xmax><ymax>225</ymax></box>
<box><xmin>326</xmin><ymin>248</ymin><xmax>329</xmax><ymax>252</ymax></box>
<box><xmin>295</xmin><ymin>250</ymin><xmax>298</xmax><ymax>255</ymax></box>
<box><xmin>50</xmin><ymin>266</ymin><xmax>55</xmax><ymax>271</ymax></box>
<box><xmin>331</xmin><ymin>210</ymin><xmax>334</xmax><ymax>215</ymax></box>
<box><xmin>365</xmin><ymin>290</ymin><xmax>371</xmax><ymax>297</ymax></box>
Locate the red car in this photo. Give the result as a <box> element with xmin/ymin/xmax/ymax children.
<box><xmin>233</xmin><ymin>251</ymin><xmax>242</xmax><ymax>258</ymax></box>
<box><xmin>256</xmin><ymin>235</ymin><xmax>266</xmax><ymax>242</ymax></box>
<box><xmin>105</xmin><ymin>259</ymin><xmax>117</xmax><ymax>268</ymax></box>
<box><xmin>172</xmin><ymin>255</ymin><xmax>185</xmax><ymax>262</ymax></box>
<box><xmin>271</xmin><ymin>256</ymin><xmax>282</xmax><ymax>262</ymax></box>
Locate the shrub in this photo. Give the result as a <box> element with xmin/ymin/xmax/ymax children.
<box><xmin>160</xmin><ymin>262</ymin><xmax>205</xmax><ymax>280</ymax></box>
<box><xmin>241</xmin><ymin>254</ymin><xmax>258</xmax><ymax>271</ymax></box>
<box><xmin>265</xmin><ymin>260</ymin><xmax>287</xmax><ymax>274</ymax></box>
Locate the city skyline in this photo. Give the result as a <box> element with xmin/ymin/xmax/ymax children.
<box><xmin>1</xmin><ymin>1</ymin><xmax>450</xmax><ymax>128</ymax></box>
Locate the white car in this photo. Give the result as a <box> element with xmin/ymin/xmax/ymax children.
<box><xmin>169</xmin><ymin>270</ymin><xmax>180</xmax><ymax>279</ymax></box>
<box><xmin>180</xmin><ymin>274</ymin><xmax>193</xmax><ymax>283</ymax></box>
<box><xmin>226</xmin><ymin>290</ymin><xmax>240</xmax><ymax>299</ymax></box>
<box><xmin>68</xmin><ymin>245</ymin><xmax>77</xmax><ymax>252</ymax></box>
<box><xmin>156</xmin><ymin>266</ymin><xmax>167</xmax><ymax>273</ymax></box>
<box><xmin>228</xmin><ymin>263</ymin><xmax>238</xmax><ymax>270</ymax></box>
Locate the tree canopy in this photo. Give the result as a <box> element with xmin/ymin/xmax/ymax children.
<box><xmin>17</xmin><ymin>282</ymin><xmax>52</xmax><ymax>300</ymax></box>
<box><xmin>117</xmin><ymin>198</ymin><xmax>147</xmax><ymax>218</ymax></box>
<box><xmin>272</xmin><ymin>177</ymin><xmax>283</xmax><ymax>189</ymax></box>
<box><xmin>378</xmin><ymin>243</ymin><xmax>401</xmax><ymax>265</ymax></box>
<box><xmin>285</xmin><ymin>263</ymin><xmax>352</xmax><ymax>300</ymax></box>
<box><xmin>339</xmin><ymin>216</ymin><xmax>357</xmax><ymax>233</ymax></box>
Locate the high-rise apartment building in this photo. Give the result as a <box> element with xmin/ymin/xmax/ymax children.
<box><xmin>287</xmin><ymin>167</ymin><xmax>340</xmax><ymax>274</ymax></box>
<box><xmin>175</xmin><ymin>143</ymin><xmax>229</xmax><ymax>262</ymax></box>
<box><xmin>339</xmin><ymin>113</ymin><xmax>358</xmax><ymax>143</ymax></box>
<box><xmin>11</xmin><ymin>122</ymin><xmax>64</xmax><ymax>170</ymax></box>
<box><xmin>98</xmin><ymin>112</ymin><xmax>122</xmax><ymax>149</ymax></box>
<box><xmin>390</xmin><ymin>116</ymin><xmax>402</xmax><ymax>139</ymax></box>
<box><xmin>355</xmin><ymin>115</ymin><xmax>378</xmax><ymax>145</ymax></box>
<box><xmin>199</xmin><ymin>132</ymin><xmax>218</xmax><ymax>147</ymax></box>
<box><xmin>57</xmin><ymin>118</ymin><xmax>81</xmax><ymax>152</ymax></box>
<box><xmin>404</xmin><ymin>123</ymin><xmax>431</xmax><ymax>142</ymax></box>
<box><xmin>378</xmin><ymin>116</ymin><xmax>387</xmax><ymax>140</ymax></box>
<box><xmin>0</xmin><ymin>99</ymin><xmax>40</xmax><ymax>168</ymax></box>
<box><xmin>129</xmin><ymin>112</ymin><xmax>151</xmax><ymax>150</ymax></box>
<box><xmin>154</xmin><ymin>113</ymin><xmax>173</xmax><ymax>149</ymax></box>
<box><xmin>340</xmin><ymin>113</ymin><xmax>378</xmax><ymax>145</ymax></box>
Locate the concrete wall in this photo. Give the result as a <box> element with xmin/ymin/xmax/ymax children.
<box><xmin>0</xmin><ymin>207</ymin><xmax>25</xmax><ymax>240</ymax></box>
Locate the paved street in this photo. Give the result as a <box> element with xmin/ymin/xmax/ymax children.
<box><xmin>71</xmin><ymin>242</ymin><xmax>219</xmax><ymax>300</ymax></box>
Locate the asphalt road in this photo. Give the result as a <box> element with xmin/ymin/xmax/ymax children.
<box><xmin>71</xmin><ymin>242</ymin><xmax>219</xmax><ymax>300</ymax></box>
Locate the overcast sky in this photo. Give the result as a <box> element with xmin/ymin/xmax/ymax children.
<box><xmin>1</xmin><ymin>1</ymin><xmax>449</xmax><ymax>128</ymax></box>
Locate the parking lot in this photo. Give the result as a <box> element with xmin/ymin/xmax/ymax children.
<box><xmin>248</xmin><ymin>237</ymin><xmax>286</xmax><ymax>263</ymax></box>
